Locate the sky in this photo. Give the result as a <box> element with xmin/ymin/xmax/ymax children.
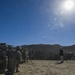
<box><xmin>0</xmin><ymin>0</ymin><xmax>75</xmax><ymax>46</ymax></box>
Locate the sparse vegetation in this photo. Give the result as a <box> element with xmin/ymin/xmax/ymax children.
<box><xmin>21</xmin><ymin>44</ymin><xmax>75</xmax><ymax>60</ymax></box>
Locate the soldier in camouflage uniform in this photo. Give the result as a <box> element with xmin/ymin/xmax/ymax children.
<box><xmin>0</xmin><ymin>43</ymin><xmax>7</xmax><ymax>74</ymax></box>
<box><xmin>22</xmin><ymin>48</ymin><xmax>29</xmax><ymax>62</ymax></box>
<box><xmin>15</xmin><ymin>46</ymin><xmax>22</xmax><ymax>72</ymax></box>
<box><xmin>25</xmin><ymin>48</ymin><xmax>29</xmax><ymax>62</ymax></box>
<box><xmin>6</xmin><ymin>45</ymin><xmax>16</xmax><ymax>75</ymax></box>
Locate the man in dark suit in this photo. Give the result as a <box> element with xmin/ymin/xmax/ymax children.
<box><xmin>59</xmin><ymin>47</ymin><xmax>64</xmax><ymax>63</ymax></box>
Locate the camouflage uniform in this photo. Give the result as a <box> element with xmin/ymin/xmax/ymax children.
<box><xmin>6</xmin><ymin>45</ymin><xmax>16</xmax><ymax>75</ymax></box>
<box><xmin>15</xmin><ymin>46</ymin><xmax>22</xmax><ymax>72</ymax></box>
<box><xmin>22</xmin><ymin>48</ymin><xmax>29</xmax><ymax>62</ymax></box>
<box><xmin>0</xmin><ymin>44</ymin><xmax>7</xmax><ymax>74</ymax></box>
<box><xmin>25</xmin><ymin>49</ymin><xmax>29</xmax><ymax>62</ymax></box>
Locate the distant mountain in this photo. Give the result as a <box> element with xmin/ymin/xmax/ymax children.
<box><xmin>0</xmin><ymin>43</ymin><xmax>75</xmax><ymax>60</ymax></box>
<box><xmin>21</xmin><ymin>44</ymin><xmax>75</xmax><ymax>60</ymax></box>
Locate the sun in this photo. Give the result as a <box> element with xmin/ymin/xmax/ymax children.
<box><xmin>64</xmin><ymin>0</ymin><xmax>74</xmax><ymax>10</ymax></box>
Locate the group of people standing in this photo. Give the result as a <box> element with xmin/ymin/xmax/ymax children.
<box><xmin>0</xmin><ymin>43</ymin><xmax>28</xmax><ymax>75</ymax></box>
<box><xmin>0</xmin><ymin>43</ymin><xmax>69</xmax><ymax>74</ymax></box>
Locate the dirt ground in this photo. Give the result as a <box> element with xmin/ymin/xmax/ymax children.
<box><xmin>1</xmin><ymin>60</ymin><xmax>75</xmax><ymax>75</ymax></box>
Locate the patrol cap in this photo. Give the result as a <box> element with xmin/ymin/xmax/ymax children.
<box><xmin>0</xmin><ymin>45</ymin><xmax>2</xmax><ymax>49</ymax></box>
<box><xmin>2</xmin><ymin>45</ymin><xmax>8</xmax><ymax>50</ymax></box>
<box><xmin>8</xmin><ymin>45</ymin><xmax>13</xmax><ymax>50</ymax></box>
<box><xmin>15</xmin><ymin>46</ymin><xmax>21</xmax><ymax>51</ymax></box>
<box><xmin>0</xmin><ymin>43</ymin><xmax>6</xmax><ymax>45</ymax></box>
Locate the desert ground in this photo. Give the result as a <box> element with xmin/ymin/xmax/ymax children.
<box><xmin>1</xmin><ymin>60</ymin><xmax>75</xmax><ymax>75</ymax></box>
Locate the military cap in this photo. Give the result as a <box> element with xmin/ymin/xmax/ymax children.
<box><xmin>0</xmin><ymin>43</ymin><xmax>6</xmax><ymax>45</ymax></box>
<box><xmin>8</xmin><ymin>45</ymin><xmax>13</xmax><ymax>50</ymax></box>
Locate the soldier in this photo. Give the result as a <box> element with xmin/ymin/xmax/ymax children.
<box><xmin>22</xmin><ymin>48</ymin><xmax>29</xmax><ymax>62</ymax></box>
<box><xmin>25</xmin><ymin>48</ymin><xmax>29</xmax><ymax>62</ymax></box>
<box><xmin>6</xmin><ymin>45</ymin><xmax>16</xmax><ymax>75</ymax></box>
<box><xmin>15</xmin><ymin>46</ymin><xmax>22</xmax><ymax>72</ymax></box>
<box><xmin>0</xmin><ymin>44</ymin><xmax>7</xmax><ymax>74</ymax></box>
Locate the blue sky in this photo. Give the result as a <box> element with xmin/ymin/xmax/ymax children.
<box><xmin>0</xmin><ymin>0</ymin><xmax>75</xmax><ymax>46</ymax></box>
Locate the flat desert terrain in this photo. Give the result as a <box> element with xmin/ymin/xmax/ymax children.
<box><xmin>1</xmin><ymin>60</ymin><xmax>75</xmax><ymax>75</ymax></box>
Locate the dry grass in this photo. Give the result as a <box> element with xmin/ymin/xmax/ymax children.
<box><xmin>1</xmin><ymin>60</ymin><xmax>75</xmax><ymax>75</ymax></box>
<box><xmin>15</xmin><ymin>60</ymin><xmax>75</xmax><ymax>75</ymax></box>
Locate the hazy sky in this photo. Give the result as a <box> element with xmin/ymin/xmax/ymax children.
<box><xmin>0</xmin><ymin>0</ymin><xmax>75</xmax><ymax>46</ymax></box>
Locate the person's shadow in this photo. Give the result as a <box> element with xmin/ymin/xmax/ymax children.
<box><xmin>56</xmin><ymin>61</ymin><xmax>64</xmax><ymax>64</ymax></box>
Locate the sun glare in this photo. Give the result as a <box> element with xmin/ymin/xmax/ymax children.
<box><xmin>64</xmin><ymin>0</ymin><xmax>74</xmax><ymax>10</ymax></box>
